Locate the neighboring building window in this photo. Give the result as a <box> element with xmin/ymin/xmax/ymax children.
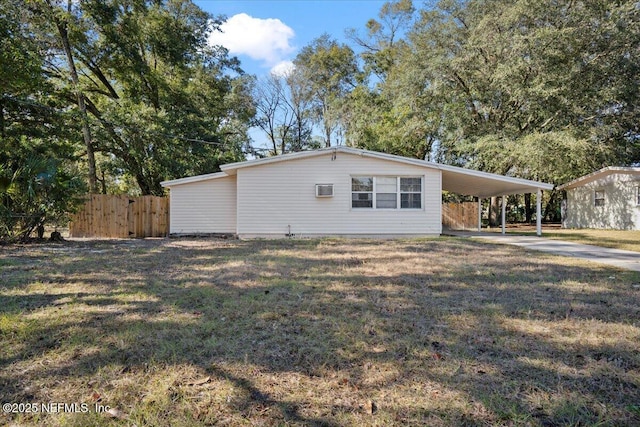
<box><xmin>352</xmin><ymin>176</ymin><xmax>422</xmax><ymax>209</ymax></box>
<box><xmin>637</xmin><ymin>186</ymin><xmax>640</xmax><ymax>206</ymax></box>
<box><xmin>352</xmin><ymin>177</ymin><xmax>373</xmax><ymax>208</ymax></box>
<box><xmin>594</xmin><ymin>190</ymin><xmax>605</xmax><ymax>207</ymax></box>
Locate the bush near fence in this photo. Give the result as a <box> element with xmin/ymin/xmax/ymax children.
<box><xmin>69</xmin><ymin>194</ymin><xmax>168</xmax><ymax>238</ymax></box>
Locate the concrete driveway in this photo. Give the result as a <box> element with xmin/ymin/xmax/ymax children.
<box><xmin>462</xmin><ymin>234</ymin><xmax>640</xmax><ymax>272</ymax></box>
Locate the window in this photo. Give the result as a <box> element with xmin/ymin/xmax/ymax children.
<box><xmin>351</xmin><ymin>176</ymin><xmax>422</xmax><ymax>209</ymax></box>
<box><xmin>594</xmin><ymin>190</ymin><xmax>605</xmax><ymax>207</ymax></box>
<box><xmin>401</xmin><ymin>177</ymin><xmax>422</xmax><ymax>209</ymax></box>
<box><xmin>376</xmin><ymin>177</ymin><xmax>397</xmax><ymax>208</ymax></box>
<box><xmin>637</xmin><ymin>186</ymin><xmax>640</xmax><ymax>206</ymax></box>
<box><xmin>351</xmin><ymin>177</ymin><xmax>373</xmax><ymax>208</ymax></box>
<box><xmin>315</xmin><ymin>184</ymin><xmax>334</xmax><ymax>197</ymax></box>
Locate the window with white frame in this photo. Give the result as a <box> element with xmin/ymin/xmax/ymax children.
<box><xmin>401</xmin><ymin>177</ymin><xmax>422</xmax><ymax>209</ymax></box>
<box><xmin>351</xmin><ymin>177</ymin><xmax>373</xmax><ymax>208</ymax></box>
<box><xmin>376</xmin><ymin>177</ymin><xmax>397</xmax><ymax>208</ymax></box>
<box><xmin>594</xmin><ymin>190</ymin><xmax>605</xmax><ymax>207</ymax></box>
<box><xmin>351</xmin><ymin>176</ymin><xmax>422</xmax><ymax>209</ymax></box>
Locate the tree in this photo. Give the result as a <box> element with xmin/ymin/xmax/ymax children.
<box><xmin>252</xmin><ymin>73</ymin><xmax>295</xmax><ymax>155</ymax></box>
<box><xmin>26</xmin><ymin>0</ymin><xmax>255</xmax><ymax>195</ymax></box>
<box><xmin>294</xmin><ymin>34</ymin><xmax>360</xmax><ymax>147</ymax></box>
<box><xmin>1</xmin><ymin>0</ymin><xmax>85</xmax><ymax>241</ymax></box>
<box><xmin>347</xmin><ymin>0</ymin><xmax>415</xmax><ymax>81</ymax></box>
<box><xmin>42</xmin><ymin>0</ymin><xmax>98</xmax><ymax>192</ymax></box>
<box><xmin>344</xmin><ymin>0</ymin><xmax>440</xmax><ymax>160</ymax></box>
<box><xmin>252</xmin><ymin>66</ymin><xmax>319</xmax><ymax>155</ymax></box>
<box><xmin>409</xmin><ymin>0</ymin><xmax>640</xmax><ymax>176</ymax></box>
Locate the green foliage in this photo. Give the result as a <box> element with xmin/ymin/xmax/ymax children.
<box><xmin>294</xmin><ymin>34</ymin><xmax>360</xmax><ymax>146</ymax></box>
<box><xmin>346</xmin><ymin>0</ymin><xmax>640</xmax><ymax>186</ymax></box>
<box><xmin>25</xmin><ymin>0</ymin><xmax>254</xmax><ymax>195</ymax></box>
<box><xmin>1</xmin><ymin>0</ymin><xmax>86</xmax><ymax>241</ymax></box>
<box><xmin>0</xmin><ymin>139</ymin><xmax>86</xmax><ymax>242</ymax></box>
<box><xmin>409</xmin><ymin>0</ymin><xmax>640</xmax><ymax>178</ymax></box>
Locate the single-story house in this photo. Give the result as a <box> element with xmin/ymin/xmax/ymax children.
<box><xmin>161</xmin><ymin>147</ymin><xmax>554</xmax><ymax>238</ymax></box>
<box><xmin>558</xmin><ymin>167</ymin><xmax>640</xmax><ymax>230</ymax></box>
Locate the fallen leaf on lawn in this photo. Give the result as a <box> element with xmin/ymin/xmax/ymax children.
<box><xmin>106</xmin><ymin>407</ymin><xmax>127</xmax><ymax>419</ymax></box>
<box><xmin>432</xmin><ymin>352</ymin><xmax>444</xmax><ymax>360</ymax></box>
<box><xmin>90</xmin><ymin>391</ymin><xmax>101</xmax><ymax>402</ymax></box>
<box><xmin>188</xmin><ymin>376</ymin><xmax>211</xmax><ymax>386</ymax></box>
<box><xmin>364</xmin><ymin>399</ymin><xmax>377</xmax><ymax>415</ymax></box>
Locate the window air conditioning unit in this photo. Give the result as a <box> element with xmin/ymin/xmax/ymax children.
<box><xmin>315</xmin><ymin>184</ymin><xmax>334</xmax><ymax>197</ymax></box>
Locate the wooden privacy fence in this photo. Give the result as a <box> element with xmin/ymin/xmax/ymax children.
<box><xmin>442</xmin><ymin>202</ymin><xmax>479</xmax><ymax>231</ymax></box>
<box><xmin>70</xmin><ymin>195</ymin><xmax>169</xmax><ymax>238</ymax></box>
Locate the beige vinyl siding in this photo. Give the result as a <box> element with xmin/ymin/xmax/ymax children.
<box><xmin>565</xmin><ymin>174</ymin><xmax>640</xmax><ymax>230</ymax></box>
<box><xmin>168</xmin><ymin>175</ymin><xmax>236</xmax><ymax>234</ymax></box>
<box><xmin>235</xmin><ymin>151</ymin><xmax>441</xmax><ymax>237</ymax></box>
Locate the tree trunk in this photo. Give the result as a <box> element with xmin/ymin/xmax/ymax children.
<box><xmin>544</xmin><ymin>191</ymin><xmax>556</xmax><ymax>222</ymax></box>
<box><xmin>55</xmin><ymin>18</ymin><xmax>98</xmax><ymax>193</ymax></box>
<box><xmin>323</xmin><ymin>99</ymin><xmax>331</xmax><ymax>147</ymax></box>
<box><xmin>489</xmin><ymin>196</ymin><xmax>500</xmax><ymax>226</ymax></box>
<box><xmin>0</xmin><ymin>98</ymin><xmax>5</xmax><ymax>138</ymax></box>
<box><xmin>524</xmin><ymin>193</ymin><xmax>532</xmax><ymax>223</ymax></box>
<box><xmin>135</xmin><ymin>172</ymin><xmax>152</xmax><ymax>196</ymax></box>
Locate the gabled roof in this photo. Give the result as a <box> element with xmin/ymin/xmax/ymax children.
<box><xmin>557</xmin><ymin>167</ymin><xmax>640</xmax><ymax>190</ymax></box>
<box><xmin>162</xmin><ymin>146</ymin><xmax>554</xmax><ymax>197</ymax></box>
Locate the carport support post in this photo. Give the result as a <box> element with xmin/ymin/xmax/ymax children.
<box><xmin>477</xmin><ymin>197</ymin><xmax>482</xmax><ymax>232</ymax></box>
<box><xmin>501</xmin><ymin>195</ymin><xmax>506</xmax><ymax>235</ymax></box>
<box><xmin>536</xmin><ymin>189</ymin><xmax>542</xmax><ymax>237</ymax></box>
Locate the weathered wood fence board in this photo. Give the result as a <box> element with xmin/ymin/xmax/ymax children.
<box><xmin>442</xmin><ymin>202</ymin><xmax>479</xmax><ymax>231</ymax></box>
<box><xmin>69</xmin><ymin>195</ymin><xmax>169</xmax><ymax>238</ymax></box>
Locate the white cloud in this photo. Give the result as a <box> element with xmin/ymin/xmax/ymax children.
<box><xmin>209</xmin><ymin>13</ymin><xmax>295</xmax><ymax>67</ymax></box>
<box><xmin>270</xmin><ymin>60</ymin><xmax>295</xmax><ymax>77</ymax></box>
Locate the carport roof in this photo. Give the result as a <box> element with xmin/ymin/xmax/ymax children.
<box><xmin>163</xmin><ymin>146</ymin><xmax>554</xmax><ymax>197</ymax></box>
<box><xmin>438</xmin><ymin>164</ymin><xmax>554</xmax><ymax>198</ymax></box>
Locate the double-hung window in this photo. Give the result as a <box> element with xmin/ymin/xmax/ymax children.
<box><xmin>400</xmin><ymin>178</ymin><xmax>422</xmax><ymax>209</ymax></box>
<box><xmin>594</xmin><ymin>190</ymin><xmax>605</xmax><ymax>207</ymax></box>
<box><xmin>376</xmin><ymin>177</ymin><xmax>397</xmax><ymax>209</ymax></box>
<box><xmin>352</xmin><ymin>176</ymin><xmax>422</xmax><ymax>209</ymax></box>
<box><xmin>351</xmin><ymin>177</ymin><xmax>373</xmax><ymax>208</ymax></box>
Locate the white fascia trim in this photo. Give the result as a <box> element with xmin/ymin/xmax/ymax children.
<box><xmin>221</xmin><ymin>147</ymin><xmax>338</xmax><ymax>174</ymax></box>
<box><xmin>220</xmin><ymin>146</ymin><xmax>553</xmax><ymax>191</ymax></box>
<box><xmin>160</xmin><ymin>171</ymin><xmax>229</xmax><ymax>188</ymax></box>
<box><xmin>558</xmin><ymin>167</ymin><xmax>640</xmax><ymax>190</ymax></box>
<box><xmin>437</xmin><ymin>163</ymin><xmax>556</xmax><ymax>190</ymax></box>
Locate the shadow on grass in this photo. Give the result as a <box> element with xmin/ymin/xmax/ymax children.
<box><xmin>1</xmin><ymin>237</ymin><xmax>639</xmax><ymax>425</ymax></box>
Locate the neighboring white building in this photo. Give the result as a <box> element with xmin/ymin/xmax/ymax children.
<box><xmin>161</xmin><ymin>147</ymin><xmax>554</xmax><ymax>238</ymax></box>
<box><xmin>558</xmin><ymin>167</ymin><xmax>640</xmax><ymax>230</ymax></box>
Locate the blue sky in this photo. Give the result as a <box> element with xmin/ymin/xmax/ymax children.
<box><xmin>195</xmin><ymin>0</ymin><xmax>388</xmax><ymax>76</ymax></box>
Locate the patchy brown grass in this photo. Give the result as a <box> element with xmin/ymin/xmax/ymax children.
<box><xmin>1</xmin><ymin>237</ymin><xmax>639</xmax><ymax>426</ymax></box>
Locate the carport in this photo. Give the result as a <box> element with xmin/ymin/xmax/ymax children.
<box><xmin>436</xmin><ymin>164</ymin><xmax>556</xmax><ymax>236</ymax></box>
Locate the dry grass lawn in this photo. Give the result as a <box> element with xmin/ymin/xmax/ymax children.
<box><xmin>1</xmin><ymin>237</ymin><xmax>639</xmax><ymax>426</ymax></box>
